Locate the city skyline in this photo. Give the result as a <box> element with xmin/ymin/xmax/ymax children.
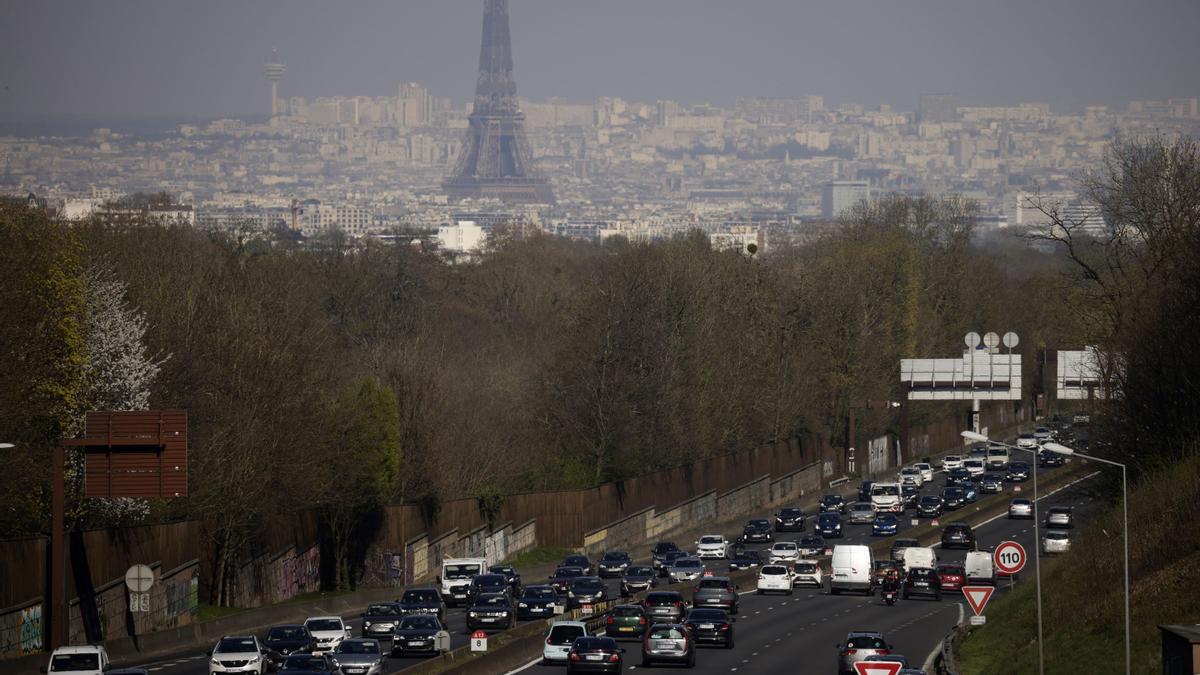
<box><xmin>2</xmin><ymin>0</ymin><xmax>1199</xmax><ymax>128</ymax></box>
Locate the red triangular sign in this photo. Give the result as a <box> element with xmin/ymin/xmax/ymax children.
<box><xmin>962</xmin><ymin>585</ymin><xmax>995</xmax><ymax>616</ymax></box>
<box><xmin>853</xmin><ymin>662</ymin><xmax>903</xmax><ymax>675</ymax></box>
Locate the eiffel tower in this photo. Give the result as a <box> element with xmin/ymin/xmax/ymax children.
<box><xmin>443</xmin><ymin>0</ymin><xmax>554</xmax><ymax>204</ymax></box>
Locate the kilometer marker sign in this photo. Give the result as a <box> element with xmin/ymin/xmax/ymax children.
<box><xmin>962</xmin><ymin>585</ymin><xmax>995</xmax><ymax>616</ymax></box>
<box><xmin>993</xmin><ymin>540</ymin><xmax>1027</xmax><ymax>575</ymax></box>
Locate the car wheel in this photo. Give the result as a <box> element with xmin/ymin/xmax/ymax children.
<box><xmin>687</xmin><ymin>652</ymin><xmax>696</xmax><ymax>668</ymax></box>
<box><xmin>756</xmin><ymin>589</ymin><xmax>763</xmax><ymax>595</ymax></box>
<box><xmin>830</xmin><ymin>587</ymin><xmax>839</xmax><ymax>595</ymax></box>
<box><xmin>787</xmin><ymin>588</ymin><xmax>793</xmax><ymax>596</ymax></box>
<box><xmin>641</xmin><ymin>657</ymin><xmax>652</xmax><ymax>667</ymax></box>
<box><xmin>726</xmin><ymin>636</ymin><xmax>735</xmax><ymax>649</ymax></box>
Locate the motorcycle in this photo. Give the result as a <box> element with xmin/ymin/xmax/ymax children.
<box><xmin>882</xmin><ymin>587</ymin><xmax>898</xmax><ymax>606</ymax></box>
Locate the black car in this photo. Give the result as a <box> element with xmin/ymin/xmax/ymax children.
<box><xmin>397</xmin><ymin>588</ymin><xmax>445</xmax><ymax>622</ymax></box>
<box><xmin>820</xmin><ymin>494</ymin><xmax>847</xmax><ymax>513</ymax></box>
<box><xmin>597</xmin><ymin>551</ymin><xmax>632</xmax><ymax>578</ymax></box>
<box><xmin>742</xmin><ymin>518</ymin><xmax>774</xmax><ymax>543</ymax></box>
<box><xmin>641</xmin><ymin>591</ymin><xmax>687</xmax><ymax>623</ymax></box>
<box><xmin>467</xmin><ymin>573</ymin><xmax>511</xmax><ymax>603</ymax></box>
<box><xmin>263</xmin><ymin>624</ymin><xmax>315</xmax><ymax>665</ymax></box>
<box><xmin>940</xmin><ymin>522</ymin><xmax>976</xmax><ymax>550</ymax></box>
<box><xmin>516</xmin><ymin>584</ymin><xmax>558</xmax><ymax>620</ymax></box>
<box><xmin>1039</xmin><ymin>450</ymin><xmax>1066</xmax><ymax>467</ymax></box>
<box><xmin>901</xmin><ymin>484</ymin><xmax>920</xmax><ymax>509</ymax></box>
<box><xmin>857</xmin><ymin>481</ymin><xmax>876</xmax><ymax>502</ymax></box>
<box><xmin>567</xmin><ymin>577</ymin><xmax>608</xmax><ymax>609</ymax></box>
<box><xmin>684</xmin><ymin>608</ymin><xmax>735</xmax><ymax>648</ymax></box>
<box><xmin>650</xmin><ymin>542</ymin><xmax>681</xmax><ymax>571</ymax></box>
<box><xmin>775</xmin><ymin>507</ymin><xmax>806</xmax><ymax>532</ymax></box>
<box><xmin>916</xmin><ymin>495</ymin><xmax>943</xmax><ymax>518</ymax></box>
<box><xmin>980</xmin><ymin>474</ymin><xmax>1004</xmax><ymax>494</ymax></box>
<box><xmin>562</xmin><ymin>554</ymin><xmax>594</xmax><ymax>576</ymax></box>
<box><xmin>656</xmin><ymin>550</ymin><xmax>687</xmax><ymax>578</ymax></box>
<box><xmin>488</xmin><ymin>565</ymin><xmax>522</xmax><ymax>593</ymax></box>
<box><xmin>390</xmin><ymin>614</ymin><xmax>446</xmax><ymax>657</ymax></box>
<box><xmin>465</xmin><ymin>592</ymin><xmax>514</xmax><ymax>631</ymax></box>
<box><xmin>549</xmin><ymin>566</ymin><xmax>586</xmax><ymax>595</ymax></box>
<box><xmin>727</xmin><ymin>549</ymin><xmax>762</xmax><ymax>572</ymax></box>
<box><xmin>360</xmin><ymin>602</ymin><xmax>405</xmax><ymax>642</ymax></box>
<box><xmin>620</xmin><ymin>565</ymin><xmax>657</xmax><ymax>596</ymax></box>
<box><xmin>1006</xmin><ymin>462</ymin><xmax>1030</xmax><ymax>482</ymax></box>
<box><xmin>278</xmin><ymin>653</ymin><xmax>338</xmax><ymax>675</ymax></box>
<box><xmin>816</xmin><ymin>512</ymin><xmax>844</xmax><ymax>538</ymax></box>
<box><xmin>946</xmin><ymin>467</ymin><xmax>972</xmax><ymax>484</ymax></box>
<box><xmin>902</xmin><ymin>567</ymin><xmax>942</xmax><ymax>600</ymax></box>
<box><xmin>566</xmin><ymin>636</ymin><xmax>625</xmax><ymax>674</ymax></box>
<box><xmin>941</xmin><ymin>486</ymin><xmax>966</xmax><ymax>509</ymax></box>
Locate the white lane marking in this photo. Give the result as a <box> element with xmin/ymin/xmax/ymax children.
<box><xmin>922</xmin><ymin>601</ymin><xmax>964</xmax><ymax>673</ymax></box>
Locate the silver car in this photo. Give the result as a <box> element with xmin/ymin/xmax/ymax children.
<box><xmin>668</xmin><ymin>556</ymin><xmax>704</xmax><ymax>583</ymax></box>
<box><xmin>1045</xmin><ymin>506</ymin><xmax>1074</xmax><ymax>528</ymax></box>
<box><xmin>330</xmin><ymin>639</ymin><xmax>385</xmax><ymax>675</ymax></box>
<box><xmin>640</xmin><ymin>623</ymin><xmax>695</xmax><ymax>668</ymax></box>
<box><xmin>1042</xmin><ymin>530</ymin><xmax>1071</xmax><ymax>554</ymax></box>
<box><xmin>1008</xmin><ymin>498</ymin><xmax>1033</xmax><ymax>519</ymax></box>
<box><xmin>847</xmin><ymin>502</ymin><xmax>876</xmax><ymax>524</ymax></box>
<box><xmin>837</xmin><ymin>631</ymin><xmax>893</xmax><ymax>675</ymax></box>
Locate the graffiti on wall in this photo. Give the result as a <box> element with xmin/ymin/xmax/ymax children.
<box><xmin>164</xmin><ymin>568</ymin><xmax>199</xmax><ymax>619</ymax></box>
<box><xmin>18</xmin><ymin>604</ymin><xmax>42</xmax><ymax>655</ymax></box>
<box><xmin>274</xmin><ymin>546</ymin><xmax>320</xmax><ymax>603</ymax></box>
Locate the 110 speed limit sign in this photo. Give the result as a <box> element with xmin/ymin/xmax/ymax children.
<box><xmin>993</xmin><ymin>540</ymin><xmax>1027</xmax><ymax>575</ymax></box>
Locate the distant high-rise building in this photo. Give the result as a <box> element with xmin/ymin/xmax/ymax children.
<box><xmin>398</xmin><ymin>82</ymin><xmax>433</xmax><ymax>127</ymax></box>
<box><xmin>918</xmin><ymin>93</ymin><xmax>958</xmax><ymax>123</ymax></box>
<box><xmin>265</xmin><ymin>50</ymin><xmax>286</xmax><ymax>116</ymax></box>
<box><xmin>822</xmin><ymin>180</ymin><xmax>871</xmax><ymax>219</ymax></box>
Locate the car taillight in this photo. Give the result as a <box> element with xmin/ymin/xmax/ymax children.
<box><xmin>606</xmin><ymin>616</ymin><xmax>614</xmax><ymax>625</ymax></box>
<box><xmin>609</xmin><ymin>653</ymin><xmax>621</xmax><ymax>662</ymax></box>
<box><xmin>673</xmin><ymin>601</ymin><xmax>682</xmax><ymax>607</ymax></box>
<box><xmin>844</xmin><ymin>649</ymin><xmax>857</xmax><ymax>655</ymax></box>
<box><xmin>720</xmin><ymin>624</ymin><xmax>730</xmax><ymax>631</ymax></box>
<box><xmin>569</xmin><ymin>652</ymin><xmax>580</xmax><ymax>662</ymax></box>
<box><xmin>878</xmin><ymin>649</ymin><xmax>890</xmax><ymax>655</ymax></box>
<box><xmin>639</xmin><ymin>617</ymin><xmax>647</xmax><ymax>625</ymax></box>
<box><xmin>546</xmin><ymin>637</ymin><xmax>552</xmax><ymax>644</ymax></box>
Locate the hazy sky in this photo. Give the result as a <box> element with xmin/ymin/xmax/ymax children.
<box><xmin>2</xmin><ymin>0</ymin><xmax>1198</xmax><ymax>124</ymax></box>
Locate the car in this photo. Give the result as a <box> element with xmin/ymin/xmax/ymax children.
<box><xmin>620</xmin><ymin>565</ymin><xmax>658</xmax><ymax>596</ymax></box>
<box><xmin>985</xmin><ymin>446</ymin><xmax>1010</xmax><ymax>470</ymax></box>
<box><xmin>946</xmin><ymin>467</ymin><xmax>971</xmax><ymax>484</ymax></box>
<box><xmin>872</xmin><ymin>513</ymin><xmax>899</xmax><ymax>536</ymax></box>
<box><xmin>936</xmin><ymin>564</ymin><xmax>966</xmax><ymax>592</ymax></box>
<box><xmin>1008</xmin><ymin>498</ymin><xmax>1033</xmax><ymax>519</ymax></box>
<box><xmin>1034</xmin><ymin>427</ymin><xmax>1051</xmax><ymax>442</ymax></box>
<box><xmin>1072</xmin><ymin>411</ymin><xmax>1091</xmax><ymax>424</ymax></box>
<box><xmin>467</xmin><ymin>573</ymin><xmax>511</xmax><ymax>603</ymax></box>
<box><xmin>543</xmin><ymin>621</ymin><xmax>591</xmax><ymax>666</ymax></box>
<box><xmin>695</xmin><ymin>534</ymin><xmax>729</xmax><ymax>559</ymax></box>
<box><xmin>1039</xmin><ymin>450</ymin><xmax>1067</xmax><ymax>467</ymax></box>
<box><xmin>329</xmin><ymin>639</ymin><xmax>385</xmax><ymax>675</ymax></box>
<box><xmin>791</xmin><ymin>560</ymin><xmax>824</xmax><ymax>588</ymax></box>
<box><xmin>516</xmin><ymin>584</ymin><xmax>558</xmax><ymax>620</ymax></box>
<box><xmin>598</xmin><ymin>551</ymin><xmax>632</xmax><ymax>578</ymax></box>
<box><xmin>567</xmin><ymin>636</ymin><xmax>625</xmax><ymax>674</ymax></box>
<box><xmin>872</xmin><ymin>559</ymin><xmax>901</xmax><ymax>586</ymax></box>
<box><xmin>890</xmin><ymin>538</ymin><xmax>920</xmax><ymax>563</ymax></box>
<box><xmin>1042</xmin><ymin>530</ymin><xmax>1071</xmax><ymax>554</ymax></box>
<box><xmin>691</xmin><ymin>576</ymin><xmax>739</xmax><ymax>614</ymax></box>
<box><xmin>1016</xmin><ymin>433</ymin><xmax>1038</xmax><ymax>449</ymax></box>
<box><xmin>836</xmin><ymin>631</ymin><xmax>894</xmax><ymax>675</ymax></box>
<box><xmin>830</xmin><ymin>545</ymin><xmax>874</xmax><ymax>595</ymax></box>
<box><xmin>360</xmin><ymin>603</ymin><xmax>404</xmax><ymax>642</ymax></box>
<box><xmin>488</xmin><ymin>565</ymin><xmax>522</xmax><ymax>593</ymax></box>
<box><xmin>940</xmin><ymin>522</ymin><xmax>976</xmax><ymax>550</ymax></box>
<box><xmin>657</xmin><ymin>550</ymin><xmax>688</xmax><ymax>577</ymax></box>
<box><xmin>963</xmin><ymin>458</ymin><xmax>986</xmax><ymax>479</ymax></box>
<box><xmin>902</xmin><ymin>567</ymin><xmax>942</xmax><ymax>600</ymax></box>
<box><xmin>742</xmin><ymin>518</ymin><xmax>774</xmax><ymax>543</ymax></box>
<box><xmin>1045</xmin><ymin>506</ymin><xmax>1074</xmax><ymax>528</ymax></box>
<box><xmin>901</xmin><ymin>484</ymin><xmax>920</xmax><ymax>510</ymax></box>
<box><xmin>465</xmin><ymin>592</ymin><xmax>514</xmax><ymax>631</ymax></box>
<box><xmin>847</xmin><ymin>501</ymin><xmax>876</xmax><ymax>524</ymax></box>
<box><xmin>917</xmin><ymin>495</ymin><xmax>943</xmax><ymax>518</ymax></box>
<box><xmin>797</xmin><ymin>536</ymin><xmax>826</xmax><ymax>558</ymax></box>
<box><xmin>940</xmin><ymin>486</ymin><xmax>966</xmax><ymax>509</ymax></box>
<box><xmin>768</xmin><ymin>541</ymin><xmax>801</xmax><ymax>563</ymax></box>
<box><xmin>958</xmin><ymin>482</ymin><xmax>980</xmax><ymax>503</ymax></box>
<box><xmin>727</xmin><ymin>549</ymin><xmax>762</xmax><ymax>572</ymax></box>
<box><xmin>438</xmin><ymin>558</ymin><xmax>486</xmax><ymax>607</ymax></box>
<box><xmin>775</xmin><ymin>506</ymin><xmax>806</xmax><ymax>532</ymax></box>
<box><xmin>980</xmin><ymin>473</ymin><xmax>1004</xmax><ymax>494</ymax></box>
<box><xmin>651</xmin><ymin>542</ymin><xmax>682</xmax><ymax>573</ymax></box>
<box><xmin>606</xmin><ymin>604</ymin><xmax>649</xmax><ymax>640</ymax></box>
<box><xmin>208</xmin><ymin>636</ymin><xmax>267</xmax><ymax>675</ymax></box>
<box><xmin>914</xmin><ymin>462</ymin><xmax>934</xmax><ymax>483</ymax></box>
<box><xmin>263</xmin><ymin>625</ymin><xmax>314</xmax><ymax>666</ymax></box>
<box><xmin>390</xmin><ymin>615</ymin><xmax>447</xmax><ymax>657</ymax></box>
<box><xmin>303</xmin><ymin>617</ymin><xmax>351</xmax><ymax>653</ymax></box>
<box><xmin>568</xmin><ymin>577</ymin><xmax>609</xmax><ymax>609</ymax></box>
<box><xmin>640</xmin><ymin>623</ymin><xmax>696</xmax><ymax>668</ymax></box>
<box><xmin>276</xmin><ymin>653</ymin><xmax>337</xmax><ymax>675</ymax></box>
<box><xmin>756</xmin><ymin>564</ymin><xmax>793</xmax><ymax>594</ymax></box>
<box><xmin>549</xmin><ymin>566</ymin><xmax>586</xmax><ymax>595</ymax></box>
<box><xmin>562</xmin><ymin>555</ymin><xmax>594</xmax><ymax>576</ymax></box>
<box><xmin>820</xmin><ymin>494</ymin><xmax>848</xmax><ymax>513</ymax></box>
<box><xmin>870</xmin><ymin>482</ymin><xmax>903</xmax><ymax>513</ymax></box>
<box><xmin>397</xmin><ymin>587</ymin><xmax>446</xmax><ymax>622</ymax></box>
<box><xmin>641</xmin><ymin>591</ymin><xmax>687</xmax><ymax>623</ymax></box>
<box><xmin>816</xmin><ymin>512</ymin><xmax>844</xmax><ymax>537</ymax></box>
<box><xmin>964</xmin><ymin>551</ymin><xmax>996</xmax><ymax>586</ymax></box>
<box><xmin>857</xmin><ymin>480</ymin><xmax>876</xmax><ymax>502</ymax></box>
<box><xmin>901</xmin><ymin>546</ymin><xmax>937</xmax><ymax>573</ymax></box>
<box><xmin>1006</xmin><ymin>461</ymin><xmax>1030</xmax><ymax>482</ymax></box>
<box><xmin>669</xmin><ymin>556</ymin><xmax>705</xmax><ymax>583</ymax></box>
<box><xmin>45</xmin><ymin>647</ymin><xmax>110</xmax><ymax>675</ymax></box>
<box><xmin>898</xmin><ymin>467</ymin><xmax>924</xmax><ymax>487</ymax></box>
<box><xmin>941</xmin><ymin>455</ymin><xmax>964</xmax><ymax>471</ymax></box>
<box><xmin>684</xmin><ymin>608</ymin><xmax>735</xmax><ymax>648</ymax></box>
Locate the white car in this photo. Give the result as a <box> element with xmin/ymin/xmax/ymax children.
<box><xmin>1042</xmin><ymin>531</ymin><xmax>1071</xmax><ymax>554</ymax></box>
<box><xmin>791</xmin><ymin>560</ymin><xmax>824</xmax><ymax>588</ymax></box>
<box><xmin>1016</xmin><ymin>434</ymin><xmax>1038</xmax><ymax>449</ymax></box>
<box><xmin>46</xmin><ymin>646</ymin><xmax>110</xmax><ymax>675</ymax></box>
<box><xmin>870</xmin><ymin>482</ymin><xmax>903</xmax><ymax>513</ymax></box>
<box><xmin>1033</xmin><ymin>427</ymin><xmax>1051</xmax><ymax>442</ymax></box>
<box><xmin>898</xmin><ymin>467</ymin><xmax>923</xmax><ymax>487</ymax></box>
<box><xmin>304</xmin><ymin>616</ymin><xmax>352</xmax><ymax>653</ymax></box>
<box><xmin>1008</xmin><ymin>498</ymin><xmax>1033</xmax><ymax>519</ymax></box>
<box><xmin>963</xmin><ymin>459</ymin><xmax>986</xmax><ymax>479</ymax></box>
<box><xmin>668</xmin><ymin>556</ymin><xmax>705</xmax><ymax>583</ymax></box>
<box><xmin>695</xmin><ymin>534</ymin><xmax>728</xmax><ymax>559</ymax></box>
<box><xmin>942</xmin><ymin>455</ymin><xmax>964</xmax><ymax>471</ymax></box>
<box><xmin>756</xmin><ymin>565</ymin><xmax>793</xmax><ymax>594</ymax></box>
<box><xmin>768</xmin><ymin>541</ymin><xmax>800</xmax><ymax>564</ymax></box>
<box><xmin>913</xmin><ymin>463</ymin><xmax>933</xmax><ymax>483</ymax></box>
<box><xmin>209</xmin><ymin>636</ymin><xmax>267</xmax><ymax>675</ymax></box>
<box><xmin>542</xmin><ymin>621</ymin><xmax>590</xmax><ymax>665</ymax></box>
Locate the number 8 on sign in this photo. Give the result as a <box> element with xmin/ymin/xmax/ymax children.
<box><xmin>993</xmin><ymin>540</ymin><xmax>1026</xmax><ymax>575</ymax></box>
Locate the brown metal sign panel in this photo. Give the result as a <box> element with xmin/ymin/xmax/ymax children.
<box><xmin>77</xmin><ymin>411</ymin><xmax>188</xmax><ymax>498</ymax></box>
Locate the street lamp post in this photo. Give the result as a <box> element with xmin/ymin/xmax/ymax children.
<box><xmin>961</xmin><ymin>430</ymin><xmax>1044</xmax><ymax>675</ymax></box>
<box><xmin>1044</xmin><ymin>441</ymin><xmax>1130</xmax><ymax>675</ymax></box>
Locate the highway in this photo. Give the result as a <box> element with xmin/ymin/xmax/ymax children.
<box><xmin>117</xmin><ymin>459</ymin><xmax>1101</xmax><ymax>675</ymax></box>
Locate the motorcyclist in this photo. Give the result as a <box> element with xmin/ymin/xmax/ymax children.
<box><xmin>881</xmin><ymin>567</ymin><xmax>902</xmax><ymax>597</ymax></box>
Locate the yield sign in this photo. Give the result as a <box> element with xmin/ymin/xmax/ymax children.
<box><xmin>962</xmin><ymin>585</ymin><xmax>995</xmax><ymax>616</ymax></box>
<box><xmin>853</xmin><ymin>662</ymin><xmax>903</xmax><ymax>675</ymax></box>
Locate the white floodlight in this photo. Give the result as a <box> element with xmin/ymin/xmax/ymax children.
<box><xmin>1042</xmin><ymin>442</ymin><xmax>1075</xmax><ymax>456</ymax></box>
<box><xmin>960</xmin><ymin>430</ymin><xmax>989</xmax><ymax>443</ymax></box>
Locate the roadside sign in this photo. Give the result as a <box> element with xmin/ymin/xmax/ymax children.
<box><xmin>125</xmin><ymin>564</ymin><xmax>154</xmax><ymax>593</ymax></box>
<box><xmin>1014</xmin><ymin>485</ymin><xmax>1022</xmax><ymax>492</ymax></box>
<box><xmin>554</xmin><ymin>603</ymin><xmax>565</xmax><ymax>614</ymax></box>
<box><xmin>969</xmin><ymin>615</ymin><xmax>987</xmax><ymax>626</ymax></box>
<box><xmin>703</xmin><ymin>569</ymin><xmax>714</xmax><ymax>577</ymax></box>
<box><xmin>470</xmin><ymin>630</ymin><xmax>487</xmax><ymax>652</ymax></box>
<box><xmin>581</xmin><ymin>603</ymin><xmax>593</xmax><ymax>616</ymax></box>
<box><xmin>911</xmin><ymin>519</ymin><xmax>919</xmax><ymax>527</ymax></box>
<box><xmin>129</xmin><ymin>592</ymin><xmax>150</xmax><ymax>612</ymax></box>
<box><xmin>931</xmin><ymin>518</ymin><xmax>940</xmax><ymax>527</ymax></box>
<box><xmin>962</xmin><ymin>585</ymin><xmax>995</xmax><ymax>616</ymax></box>
<box><xmin>853</xmin><ymin>661</ymin><xmax>903</xmax><ymax>675</ymax></box>
<box><xmin>993</xmin><ymin>540</ymin><xmax>1027</xmax><ymax>575</ymax></box>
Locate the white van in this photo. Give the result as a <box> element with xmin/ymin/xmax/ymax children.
<box><xmin>45</xmin><ymin>646</ymin><xmax>110</xmax><ymax>675</ymax></box>
<box><xmin>829</xmin><ymin>544</ymin><xmax>873</xmax><ymax>595</ymax></box>
<box><xmin>870</xmin><ymin>483</ymin><xmax>903</xmax><ymax>513</ymax></box>
<box><xmin>439</xmin><ymin>557</ymin><xmax>487</xmax><ymax>606</ymax></box>
<box><xmin>985</xmin><ymin>446</ymin><xmax>1010</xmax><ymax>470</ymax></box>
<box><xmin>901</xmin><ymin>546</ymin><xmax>937</xmax><ymax>572</ymax></box>
<box><xmin>965</xmin><ymin>551</ymin><xmax>996</xmax><ymax>585</ymax></box>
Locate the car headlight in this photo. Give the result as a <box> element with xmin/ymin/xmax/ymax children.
<box><xmin>248</xmin><ymin>655</ymin><xmax>260</xmax><ymax>664</ymax></box>
<box><xmin>363</xmin><ymin>620</ymin><xmax>372</xmax><ymax>628</ymax></box>
<box><xmin>518</xmin><ymin>602</ymin><xmax>528</xmax><ymax>608</ymax></box>
<box><xmin>468</xmin><ymin>611</ymin><xmax>479</xmax><ymax>617</ymax></box>
<box><xmin>210</xmin><ymin>658</ymin><xmax>220</xmax><ymax>666</ymax></box>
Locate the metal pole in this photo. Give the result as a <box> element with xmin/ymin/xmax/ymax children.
<box><xmin>1031</xmin><ymin>445</ymin><xmax>1044</xmax><ymax>675</ymax></box>
<box><xmin>1122</xmin><ymin>463</ymin><xmax>1130</xmax><ymax>675</ymax></box>
<box><xmin>50</xmin><ymin>443</ymin><xmax>65</xmax><ymax>649</ymax></box>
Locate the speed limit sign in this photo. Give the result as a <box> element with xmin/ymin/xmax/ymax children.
<box><xmin>993</xmin><ymin>540</ymin><xmax>1027</xmax><ymax>575</ymax></box>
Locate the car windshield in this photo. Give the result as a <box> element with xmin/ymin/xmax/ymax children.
<box><xmin>645</xmin><ymin>593</ymin><xmax>680</xmax><ymax>605</ymax></box>
<box><xmin>648</xmin><ymin>626</ymin><xmax>686</xmax><ymax>639</ymax></box>
<box><xmin>794</xmin><ymin>563</ymin><xmax>817</xmax><ymax>573</ymax></box>
<box><xmin>489</xmin><ymin>566</ymin><xmax>513</xmax><ymax>575</ymax></box>
<box><xmin>268</xmin><ymin>626</ymin><xmax>307</xmax><ymax>640</ymax></box>
<box><xmin>779</xmin><ymin>508</ymin><xmax>802</xmax><ymax>517</ymax></box>
<box><xmin>612</xmin><ymin>606</ymin><xmax>643</xmax><ymax>617</ymax></box>
<box><xmin>944</xmin><ymin>488</ymin><xmax>965</xmax><ymax>498</ymax></box>
<box><xmin>443</xmin><ymin>564</ymin><xmax>479</xmax><ymax>580</ymax></box>
<box><xmin>819</xmin><ymin>513</ymin><xmax>839</xmax><ymax>522</ymax></box>
<box><xmin>625</xmin><ymin>566</ymin><xmax>653</xmax><ymax>577</ymax></box>
<box><xmin>920</xmin><ymin>496</ymin><xmax>940</xmax><ymax>504</ymax></box>
<box><xmin>749</xmin><ymin>519</ymin><xmax>769</xmax><ymax>526</ymax></box>
<box><xmin>1046</xmin><ymin>532</ymin><xmax>1070</xmax><ymax>540</ymax></box>
<box><xmin>571</xmin><ymin>580</ymin><xmax>604</xmax><ymax>592</ymax></box>
<box><xmin>474</xmin><ymin>574</ymin><xmax>506</xmax><ymax>586</ymax></box>
<box><xmin>548</xmin><ymin>625</ymin><xmax>586</xmax><ymax>645</ymax></box>
<box><xmin>1010</xmin><ymin>462</ymin><xmax>1028</xmax><ymax>470</ymax></box>
<box><xmin>699</xmin><ymin>536</ymin><xmax>723</xmax><ymax>544</ymax></box>
<box><xmin>573</xmin><ymin>637</ymin><xmax>616</xmax><ymax>651</ymax></box>
<box><xmin>654</xmin><ymin>543</ymin><xmax>679</xmax><ymax>553</ymax></box>
<box><xmin>687</xmin><ymin>609</ymin><xmax>727</xmax><ymax>621</ymax></box>
<box><xmin>399</xmin><ymin>616</ymin><xmax>440</xmax><ymax>630</ymax></box>
<box><xmin>851</xmin><ymin>503</ymin><xmax>873</xmax><ymax>511</ymax></box>
<box><xmin>477</xmin><ymin>594</ymin><xmax>508</xmax><ymax>606</ymax></box>
<box><xmin>1013</xmin><ymin>499</ymin><xmax>1031</xmax><ymax>505</ymax></box>
<box><xmin>822</xmin><ymin>495</ymin><xmax>841</xmax><ymax>503</ymax></box>
<box><xmin>965</xmin><ymin>459</ymin><xmax>984</xmax><ymax>467</ymax></box>
<box><xmin>800</xmin><ymin>537</ymin><xmax>823</xmax><ymax>547</ymax></box>
<box><xmin>336</xmin><ymin>641</ymin><xmax>379</xmax><ymax>654</ymax></box>
<box><xmin>602</xmin><ymin>552</ymin><xmax>629</xmax><ymax>561</ymax></box>
<box><xmin>761</xmin><ymin>566</ymin><xmax>788</xmax><ymax>576</ymax></box>
<box><xmin>51</xmin><ymin>655</ymin><xmax>100</xmax><ymax>671</ymax></box>
<box><xmin>945</xmin><ymin>455</ymin><xmax>961</xmax><ymax>462</ymax></box>
<box><xmin>523</xmin><ymin>586</ymin><xmax>556</xmax><ymax>599</ymax></box>
<box><xmin>697</xmin><ymin>579</ymin><xmax>728</xmax><ymax>589</ymax></box>
<box><xmin>282</xmin><ymin>656</ymin><xmax>326</xmax><ymax>671</ymax></box>
<box><xmin>988</xmin><ymin>448</ymin><xmax>1006</xmax><ymax>456</ymax></box>
<box><xmin>847</xmin><ymin>635</ymin><xmax>888</xmax><ymax>649</ymax></box>
<box><xmin>876</xmin><ymin>515</ymin><xmax>896</xmax><ymax>524</ymax></box>
<box><xmin>555</xmin><ymin>567</ymin><xmax>583</xmax><ymax>578</ymax></box>
<box><xmin>366</xmin><ymin>604</ymin><xmax>399</xmax><ymax>615</ymax></box>
<box><xmin>674</xmin><ymin>558</ymin><xmax>701</xmax><ymax>569</ymax></box>
<box><xmin>305</xmin><ymin>619</ymin><xmax>341</xmax><ymax>631</ymax></box>
<box><xmin>872</xmin><ymin>485</ymin><xmax>900</xmax><ymax>496</ymax></box>
<box><xmin>939</xmin><ymin>565</ymin><xmax>965</xmax><ymax>575</ymax></box>
<box><xmin>772</xmin><ymin>542</ymin><xmax>797</xmax><ymax>551</ymax></box>
<box><xmin>216</xmin><ymin>637</ymin><xmax>258</xmax><ymax>653</ymax></box>
<box><xmin>564</xmin><ymin>556</ymin><xmax>589</xmax><ymax>566</ymax></box>
<box><xmin>402</xmin><ymin>590</ymin><xmax>439</xmax><ymax>603</ymax></box>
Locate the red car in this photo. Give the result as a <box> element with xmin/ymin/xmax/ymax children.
<box><xmin>937</xmin><ymin>563</ymin><xmax>966</xmax><ymax>592</ymax></box>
